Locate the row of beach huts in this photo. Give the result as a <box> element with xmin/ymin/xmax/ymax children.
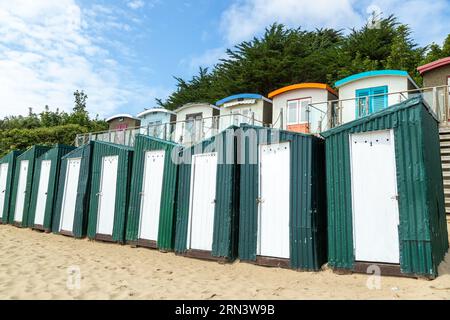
<box><xmin>0</xmin><ymin>95</ymin><xmax>449</xmax><ymax>279</ymax></box>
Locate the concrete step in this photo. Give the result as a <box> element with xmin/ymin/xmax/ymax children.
<box><xmin>441</xmin><ymin>148</ymin><xmax>450</xmax><ymax>155</ymax></box>
<box><xmin>443</xmin><ymin>164</ymin><xmax>450</xmax><ymax>171</ymax></box>
<box><xmin>440</xmin><ymin>141</ymin><xmax>450</xmax><ymax>148</ymax></box>
<box><xmin>441</xmin><ymin>155</ymin><xmax>450</xmax><ymax>162</ymax></box>
<box><xmin>440</xmin><ymin>135</ymin><xmax>450</xmax><ymax>142</ymax></box>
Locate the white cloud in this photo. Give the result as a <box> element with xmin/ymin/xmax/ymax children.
<box><xmin>0</xmin><ymin>0</ymin><xmax>165</xmax><ymax>119</ymax></box>
<box><xmin>220</xmin><ymin>0</ymin><xmax>449</xmax><ymax>46</ymax></box>
<box><xmin>127</xmin><ymin>0</ymin><xmax>145</xmax><ymax>10</ymax></box>
<box><xmin>220</xmin><ymin>0</ymin><xmax>364</xmax><ymax>44</ymax></box>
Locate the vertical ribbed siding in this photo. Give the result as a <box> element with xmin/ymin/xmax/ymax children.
<box><xmin>8</xmin><ymin>146</ymin><xmax>51</xmax><ymax>227</ymax></box>
<box><xmin>52</xmin><ymin>143</ymin><xmax>93</xmax><ymax>238</ymax></box>
<box><xmin>126</xmin><ymin>135</ymin><xmax>180</xmax><ymax>251</ymax></box>
<box><xmin>174</xmin><ymin>127</ymin><xmax>239</xmax><ymax>260</ymax></box>
<box><xmin>87</xmin><ymin>141</ymin><xmax>134</xmax><ymax>243</ymax></box>
<box><xmin>322</xmin><ymin>97</ymin><xmax>449</xmax><ymax>277</ymax></box>
<box><xmin>28</xmin><ymin>145</ymin><xmax>75</xmax><ymax>230</ymax></box>
<box><xmin>0</xmin><ymin>151</ymin><xmax>23</xmax><ymax>223</ymax></box>
<box><xmin>238</xmin><ymin>126</ymin><xmax>327</xmax><ymax>270</ymax></box>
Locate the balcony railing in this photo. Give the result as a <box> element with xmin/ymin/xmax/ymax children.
<box><xmin>75</xmin><ymin>112</ymin><xmax>267</xmax><ymax>147</ymax></box>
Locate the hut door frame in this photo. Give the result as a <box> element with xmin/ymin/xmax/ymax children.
<box><xmin>257</xmin><ymin>142</ymin><xmax>291</xmax><ymax>259</ymax></box>
<box><xmin>34</xmin><ymin>160</ymin><xmax>52</xmax><ymax>225</ymax></box>
<box><xmin>350</xmin><ymin>129</ymin><xmax>400</xmax><ymax>264</ymax></box>
<box><xmin>138</xmin><ymin>150</ymin><xmax>166</xmax><ymax>241</ymax></box>
<box><xmin>14</xmin><ymin>160</ymin><xmax>29</xmax><ymax>222</ymax></box>
<box><xmin>187</xmin><ymin>152</ymin><xmax>218</xmax><ymax>251</ymax></box>
<box><xmin>96</xmin><ymin>155</ymin><xmax>119</xmax><ymax>236</ymax></box>
<box><xmin>59</xmin><ymin>158</ymin><xmax>82</xmax><ymax>233</ymax></box>
<box><xmin>0</xmin><ymin>163</ymin><xmax>9</xmax><ymax>216</ymax></box>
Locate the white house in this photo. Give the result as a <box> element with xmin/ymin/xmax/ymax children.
<box><xmin>137</xmin><ymin>108</ymin><xmax>176</xmax><ymax>139</ymax></box>
<box><xmin>174</xmin><ymin>103</ymin><xmax>220</xmax><ymax>145</ymax></box>
<box><xmin>268</xmin><ymin>83</ymin><xmax>338</xmax><ymax>133</ymax></box>
<box><xmin>215</xmin><ymin>93</ymin><xmax>272</xmax><ymax>131</ymax></box>
<box><xmin>335</xmin><ymin>70</ymin><xmax>419</xmax><ymax>124</ymax></box>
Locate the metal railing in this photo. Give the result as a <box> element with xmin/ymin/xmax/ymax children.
<box><xmin>75</xmin><ymin>112</ymin><xmax>267</xmax><ymax>147</ymax></box>
<box><xmin>300</xmin><ymin>85</ymin><xmax>450</xmax><ymax>134</ymax></box>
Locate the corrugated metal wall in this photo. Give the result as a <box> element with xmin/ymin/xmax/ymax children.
<box><xmin>237</xmin><ymin>125</ymin><xmax>327</xmax><ymax>270</ymax></box>
<box><xmin>28</xmin><ymin>145</ymin><xmax>75</xmax><ymax>231</ymax></box>
<box><xmin>52</xmin><ymin>142</ymin><xmax>94</xmax><ymax>238</ymax></box>
<box><xmin>322</xmin><ymin>97</ymin><xmax>449</xmax><ymax>277</ymax></box>
<box><xmin>174</xmin><ymin>127</ymin><xmax>239</xmax><ymax>259</ymax></box>
<box><xmin>8</xmin><ymin>146</ymin><xmax>51</xmax><ymax>227</ymax></box>
<box><xmin>126</xmin><ymin>135</ymin><xmax>180</xmax><ymax>250</ymax></box>
<box><xmin>87</xmin><ymin>141</ymin><xmax>134</xmax><ymax>243</ymax></box>
<box><xmin>0</xmin><ymin>150</ymin><xmax>23</xmax><ymax>223</ymax></box>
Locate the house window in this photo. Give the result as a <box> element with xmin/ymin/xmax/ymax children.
<box><xmin>355</xmin><ymin>86</ymin><xmax>388</xmax><ymax>118</ymax></box>
<box><xmin>287</xmin><ymin>98</ymin><xmax>311</xmax><ymax>125</ymax></box>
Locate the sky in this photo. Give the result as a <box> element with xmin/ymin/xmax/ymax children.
<box><xmin>0</xmin><ymin>0</ymin><xmax>449</xmax><ymax>119</ymax></box>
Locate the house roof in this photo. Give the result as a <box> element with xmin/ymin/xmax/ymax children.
<box><xmin>215</xmin><ymin>93</ymin><xmax>271</xmax><ymax>106</ymax></box>
<box><xmin>417</xmin><ymin>57</ymin><xmax>450</xmax><ymax>75</ymax></box>
<box><xmin>174</xmin><ymin>102</ymin><xmax>220</xmax><ymax>113</ymax></box>
<box><xmin>105</xmin><ymin>114</ymin><xmax>140</xmax><ymax>123</ymax></box>
<box><xmin>137</xmin><ymin>108</ymin><xmax>175</xmax><ymax>118</ymax></box>
<box><xmin>268</xmin><ymin>83</ymin><xmax>337</xmax><ymax>98</ymax></box>
<box><xmin>335</xmin><ymin>70</ymin><xmax>410</xmax><ymax>88</ymax></box>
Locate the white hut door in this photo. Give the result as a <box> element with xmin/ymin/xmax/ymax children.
<box><xmin>34</xmin><ymin>160</ymin><xmax>52</xmax><ymax>225</ymax></box>
<box><xmin>138</xmin><ymin>150</ymin><xmax>166</xmax><ymax>241</ymax></box>
<box><xmin>0</xmin><ymin>163</ymin><xmax>9</xmax><ymax>216</ymax></box>
<box><xmin>188</xmin><ymin>152</ymin><xmax>218</xmax><ymax>251</ymax></box>
<box><xmin>60</xmin><ymin>158</ymin><xmax>81</xmax><ymax>233</ymax></box>
<box><xmin>97</xmin><ymin>156</ymin><xmax>119</xmax><ymax>236</ymax></box>
<box><xmin>350</xmin><ymin>130</ymin><xmax>400</xmax><ymax>264</ymax></box>
<box><xmin>258</xmin><ymin>143</ymin><xmax>291</xmax><ymax>259</ymax></box>
<box><xmin>14</xmin><ymin>160</ymin><xmax>29</xmax><ymax>222</ymax></box>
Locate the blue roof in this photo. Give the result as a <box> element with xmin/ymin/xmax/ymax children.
<box><xmin>335</xmin><ymin>70</ymin><xmax>410</xmax><ymax>88</ymax></box>
<box><xmin>216</xmin><ymin>93</ymin><xmax>264</xmax><ymax>106</ymax></box>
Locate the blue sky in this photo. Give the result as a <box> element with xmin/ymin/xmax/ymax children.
<box><xmin>0</xmin><ymin>0</ymin><xmax>449</xmax><ymax>119</ymax></box>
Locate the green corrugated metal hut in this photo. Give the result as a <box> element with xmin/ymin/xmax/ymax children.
<box><xmin>321</xmin><ymin>97</ymin><xmax>449</xmax><ymax>279</ymax></box>
<box><xmin>9</xmin><ymin>145</ymin><xmax>51</xmax><ymax>227</ymax></box>
<box><xmin>237</xmin><ymin>124</ymin><xmax>327</xmax><ymax>270</ymax></box>
<box><xmin>126</xmin><ymin>135</ymin><xmax>180</xmax><ymax>251</ymax></box>
<box><xmin>28</xmin><ymin>145</ymin><xmax>76</xmax><ymax>232</ymax></box>
<box><xmin>87</xmin><ymin>141</ymin><xmax>134</xmax><ymax>244</ymax></box>
<box><xmin>52</xmin><ymin>142</ymin><xmax>94</xmax><ymax>238</ymax></box>
<box><xmin>0</xmin><ymin>150</ymin><xmax>23</xmax><ymax>224</ymax></box>
<box><xmin>174</xmin><ymin>127</ymin><xmax>239</xmax><ymax>261</ymax></box>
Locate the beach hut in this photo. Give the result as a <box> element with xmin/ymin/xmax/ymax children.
<box><xmin>0</xmin><ymin>151</ymin><xmax>23</xmax><ymax>224</ymax></box>
<box><xmin>335</xmin><ymin>70</ymin><xmax>419</xmax><ymax>125</ymax></box>
<box><xmin>137</xmin><ymin>108</ymin><xmax>176</xmax><ymax>139</ymax></box>
<box><xmin>216</xmin><ymin>93</ymin><xmax>272</xmax><ymax>130</ymax></box>
<box><xmin>9</xmin><ymin>146</ymin><xmax>51</xmax><ymax>227</ymax></box>
<box><xmin>126</xmin><ymin>135</ymin><xmax>180</xmax><ymax>250</ymax></box>
<box><xmin>321</xmin><ymin>97</ymin><xmax>449</xmax><ymax>278</ymax></box>
<box><xmin>174</xmin><ymin>103</ymin><xmax>220</xmax><ymax>145</ymax></box>
<box><xmin>87</xmin><ymin>141</ymin><xmax>134</xmax><ymax>244</ymax></box>
<box><xmin>174</xmin><ymin>127</ymin><xmax>239</xmax><ymax>261</ymax></box>
<box><xmin>237</xmin><ymin>124</ymin><xmax>327</xmax><ymax>270</ymax></box>
<box><xmin>28</xmin><ymin>145</ymin><xmax>76</xmax><ymax>232</ymax></box>
<box><xmin>52</xmin><ymin>142</ymin><xmax>94</xmax><ymax>238</ymax></box>
<box><xmin>268</xmin><ymin>83</ymin><xmax>338</xmax><ymax>133</ymax></box>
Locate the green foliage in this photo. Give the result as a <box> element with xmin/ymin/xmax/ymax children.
<box><xmin>159</xmin><ymin>16</ymin><xmax>446</xmax><ymax>110</ymax></box>
<box><xmin>0</xmin><ymin>91</ymin><xmax>108</xmax><ymax>157</ymax></box>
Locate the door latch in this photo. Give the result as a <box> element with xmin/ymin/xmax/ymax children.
<box><xmin>211</xmin><ymin>199</ymin><xmax>216</xmax><ymax>204</ymax></box>
<box><xmin>256</xmin><ymin>197</ymin><xmax>264</xmax><ymax>204</ymax></box>
<box><xmin>391</xmin><ymin>195</ymin><xmax>399</xmax><ymax>200</ymax></box>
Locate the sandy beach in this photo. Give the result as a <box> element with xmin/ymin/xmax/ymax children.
<box><xmin>0</xmin><ymin>223</ymin><xmax>449</xmax><ymax>300</ymax></box>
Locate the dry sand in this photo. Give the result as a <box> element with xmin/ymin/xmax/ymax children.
<box><xmin>0</xmin><ymin>223</ymin><xmax>449</xmax><ymax>300</ymax></box>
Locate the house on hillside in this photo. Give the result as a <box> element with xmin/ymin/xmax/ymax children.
<box><xmin>268</xmin><ymin>83</ymin><xmax>338</xmax><ymax>133</ymax></box>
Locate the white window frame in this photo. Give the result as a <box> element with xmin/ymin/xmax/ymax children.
<box><xmin>286</xmin><ymin>98</ymin><xmax>311</xmax><ymax>125</ymax></box>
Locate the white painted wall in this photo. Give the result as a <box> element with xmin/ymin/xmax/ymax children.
<box><xmin>218</xmin><ymin>99</ymin><xmax>265</xmax><ymax>130</ymax></box>
<box><xmin>271</xmin><ymin>89</ymin><xmax>331</xmax><ymax>133</ymax></box>
<box><xmin>339</xmin><ymin>76</ymin><xmax>410</xmax><ymax>124</ymax></box>
<box><xmin>174</xmin><ymin>104</ymin><xmax>217</xmax><ymax>144</ymax></box>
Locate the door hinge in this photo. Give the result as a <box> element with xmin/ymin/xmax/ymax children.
<box><xmin>256</xmin><ymin>197</ymin><xmax>264</xmax><ymax>204</ymax></box>
<box><xmin>391</xmin><ymin>195</ymin><xmax>399</xmax><ymax>201</ymax></box>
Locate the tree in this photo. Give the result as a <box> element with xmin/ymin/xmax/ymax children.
<box><xmin>68</xmin><ymin>90</ymin><xmax>90</xmax><ymax>127</ymax></box>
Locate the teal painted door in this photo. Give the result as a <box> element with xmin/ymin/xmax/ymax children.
<box><xmin>356</xmin><ymin>86</ymin><xmax>388</xmax><ymax>118</ymax></box>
